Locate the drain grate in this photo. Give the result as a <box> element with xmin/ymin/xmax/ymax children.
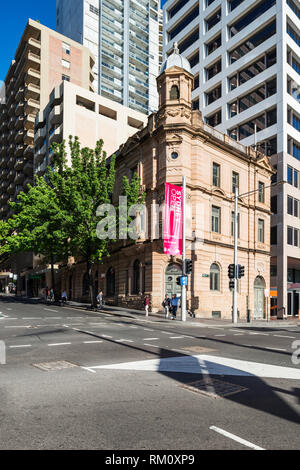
<box><xmin>181</xmin><ymin>346</ymin><xmax>216</xmax><ymax>354</ymax></box>
<box><xmin>181</xmin><ymin>378</ymin><xmax>248</xmax><ymax>399</ymax></box>
<box><xmin>32</xmin><ymin>360</ymin><xmax>78</xmax><ymax>371</ymax></box>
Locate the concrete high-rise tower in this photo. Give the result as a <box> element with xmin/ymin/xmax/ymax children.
<box><xmin>56</xmin><ymin>0</ymin><xmax>162</xmax><ymax>114</ymax></box>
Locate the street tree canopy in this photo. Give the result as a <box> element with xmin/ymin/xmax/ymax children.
<box><xmin>0</xmin><ymin>136</ymin><xmax>145</xmax><ymax>306</ymax></box>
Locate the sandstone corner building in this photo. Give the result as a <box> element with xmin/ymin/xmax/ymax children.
<box><xmin>37</xmin><ymin>46</ymin><xmax>274</xmax><ymax>319</ymax></box>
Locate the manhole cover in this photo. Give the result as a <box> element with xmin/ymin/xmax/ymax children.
<box><xmin>181</xmin><ymin>346</ymin><xmax>216</xmax><ymax>353</ymax></box>
<box><xmin>32</xmin><ymin>361</ymin><xmax>78</xmax><ymax>371</ymax></box>
<box><xmin>181</xmin><ymin>378</ymin><xmax>248</xmax><ymax>399</ymax></box>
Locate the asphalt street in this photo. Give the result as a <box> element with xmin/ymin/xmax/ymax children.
<box><xmin>0</xmin><ymin>296</ymin><xmax>300</xmax><ymax>450</ymax></box>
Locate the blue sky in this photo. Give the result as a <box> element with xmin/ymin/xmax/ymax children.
<box><xmin>0</xmin><ymin>0</ymin><xmax>167</xmax><ymax>81</ymax></box>
<box><xmin>0</xmin><ymin>1</ymin><xmax>56</xmax><ymax>80</ymax></box>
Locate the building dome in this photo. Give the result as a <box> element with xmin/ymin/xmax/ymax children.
<box><xmin>160</xmin><ymin>42</ymin><xmax>192</xmax><ymax>75</ymax></box>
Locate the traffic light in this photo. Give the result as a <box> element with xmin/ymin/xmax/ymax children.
<box><xmin>238</xmin><ymin>265</ymin><xmax>245</xmax><ymax>279</ymax></box>
<box><xmin>229</xmin><ymin>280</ymin><xmax>234</xmax><ymax>291</ymax></box>
<box><xmin>228</xmin><ymin>264</ymin><xmax>235</xmax><ymax>279</ymax></box>
<box><xmin>185</xmin><ymin>259</ymin><xmax>193</xmax><ymax>275</ymax></box>
<box><xmin>176</xmin><ymin>276</ymin><xmax>181</xmax><ymax>286</ymax></box>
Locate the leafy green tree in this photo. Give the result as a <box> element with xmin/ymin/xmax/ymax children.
<box><xmin>119</xmin><ymin>172</ymin><xmax>146</xmax><ymax>240</ymax></box>
<box><xmin>49</xmin><ymin>137</ymin><xmax>116</xmax><ymax>307</ymax></box>
<box><xmin>1</xmin><ymin>136</ymin><xmax>145</xmax><ymax>308</ymax></box>
<box><xmin>1</xmin><ymin>178</ymin><xmax>71</xmax><ymax>299</ymax></box>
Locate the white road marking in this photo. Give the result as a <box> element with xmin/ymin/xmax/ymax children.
<box><xmin>82</xmin><ymin>367</ymin><xmax>97</xmax><ymax>373</ymax></box>
<box><xmin>143</xmin><ymin>338</ymin><xmax>159</xmax><ymax>341</ymax></box>
<box><xmin>44</xmin><ymin>309</ymin><xmax>59</xmax><ymax>313</ymax></box>
<box><xmin>102</xmin><ymin>335</ymin><xmax>112</xmax><ymax>339</ymax></box>
<box><xmin>48</xmin><ymin>343</ymin><xmax>72</xmax><ymax>347</ymax></box>
<box><xmin>116</xmin><ymin>339</ymin><xmax>134</xmax><ymax>343</ymax></box>
<box><xmin>234</xmin><ymin>334</ymin><xmax>244</xmax><ymax>336</ymax></box>
<box><xmin>273</xmin><ymin>335</ymin><xmax>295</xmax><ymax>339</ymax></box>
<box><xmin>248</xmin><ymin>332</ymin><xmax>269</xmax><ymax>336</ymax></box>
<box><xmin>84</xmin><ymin>341</ymin><xmax>103</xmax><ymax>344</ymax></box>
<box><xmin>209</xmin><ymin>426</ymin><xmax>265</xmax><ymax>450</ymax></box>
<box><xmin>130</xmin><ymin>326</ymin><xmax>138</xmax><ymax>329</ymax></box>
<box><xmin>266</xmin><ymin>347</ymin><xmax>287</xmax><ymax>351</ymax></box>
<box><xmin>9</xmin><ymin>345</ymin><xmax>32</xmax><ymax>349</ymax></box>
<box><xmin>5</xmin><ymin>326</ymin><xmax>31</xmax><ymax>328</ymax></box>
<box><xmin>144</xmin><ymin>343</ymin><xmax>160</xmax><ymax>348</ymax></box>
<box><xmin>44</xmin><ymin>317</ymin><xmax>62</xmax><ymax>320</ymax></box>
<box><xmin>214</xmin><ymin>334</ymin><xmax>226</xmax><ymax>337</ymax></box>
<box><xmin>170</xmin><ymin>336</ymin><xmax>185</xmax><ymax>339</ymax></box>
<box><xmin>7</xmin><ymin>308</ymin><xmax>12</xmax><ymax>311</ymax></box>
<box><xmin>85</xmin><ymin>354</ymin><xmax>300</xmax><ymax>379</ymax></box>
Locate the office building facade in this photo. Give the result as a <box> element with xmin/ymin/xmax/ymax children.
<box><xmin>34</xmin><ymin>80</ymin><xmax>147</xmax><ymax>178</ymax></box>
<box><xmin>0</xmin><ymin>19</ymin><xmax>94</xmax><ymax>282</ymax></box>
<box><xmin>0</xmin><ymin>19</ymin><xmax>94</xmax><ymax>221</ymax></box>
<box><xmin>163</xmin><ymin>0</ymin><xmax>300</xmax><ymax>317</ymax></box>
<box><xmin>56</xmin><ymin>0</ymin><xmax>162</xmax><ymax>114</ymax></box>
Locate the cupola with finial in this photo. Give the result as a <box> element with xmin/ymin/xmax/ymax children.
<box><xmin>156</xmin><ymin>42</ymin><xmax>194</xmax><ymax>126</ymax></box>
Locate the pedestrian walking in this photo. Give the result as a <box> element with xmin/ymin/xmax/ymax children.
<box><xmin>170</xmin><ymin>294</ymin><xmax>179</xmax><ymax>320</ymax></box>
<box><xmin>144</xmin><ymin>295</ymin><xmax>150</xmax><ymax>317</ymax></box>
<box><xmin>49</xmin><ymin>288</ymin><xmax>54</xmax><ymax>302</ymax></box>
<box><xmin>61</xmin><ymin>290</ymin><xmax>68</xmax><ymax>306</ymax></box>
<box><xmin>162</xmin><ymin>294</ymin><xmax>171</xmax><ymax>319</ymax></box>
<box><xmin>96</xmin><ymin>290</ymin><xmax>103</xmax><ymax>310</ymax></box>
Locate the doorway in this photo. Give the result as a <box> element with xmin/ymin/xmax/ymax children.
<box><xmin>165</xmin><ymin>264</ymin><xmax>182</xmax><ymax>299</ymax></box>
<box><xmin>287</xmin><ymin>290</ymin><xmax>300</xmax><ymax>316</ymax></box>
<box><xmin>254</xmin><ymin>276</ymin><xmax>265</xmax><ymax>319</ymax></box>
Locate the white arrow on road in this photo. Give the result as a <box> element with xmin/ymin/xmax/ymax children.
<box><xmin>82</xmin><ymin>354</ymin><xmax>300</xmax><ymax>380</ymax></box>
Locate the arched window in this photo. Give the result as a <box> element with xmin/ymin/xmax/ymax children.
<box><xmin>107</xmin><ymin>267</ymin><xmax>115</xmax><ymax>296</ymax></box>
<box><xmin>133</xmin><ymin>260</ymin><xmax>140</xmax><ymax>294</ymax></box>
<box><xmin>210</xmin><ymin>263</ymin><xmax>220</xmax><ymax>291</ymax></box>
<box><xmin>170</xmin><ymin>85</ymin><xmax>180</xmax><ymax>100</ymax></box>
<box><xmin>82</xmin><ymin>273</ymin><xmax>89</xmax><ymax>296</ymax></box>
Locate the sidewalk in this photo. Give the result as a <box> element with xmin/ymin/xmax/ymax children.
<box><xmin>3</xmin><ymin>294</ymin><xmax>300</xmax><ymax>328</ymax></box>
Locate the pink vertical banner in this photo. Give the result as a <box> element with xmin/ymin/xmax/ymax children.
<box><xmin>163</xmin><ymin>183</ymin><xmax>183</xmax><ymax>256</ymax></box>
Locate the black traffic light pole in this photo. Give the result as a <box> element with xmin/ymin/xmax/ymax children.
<box><xmin>233</xmin><ymin>187</ymin><xmax>238</xmax><ymax>323</ymax></box>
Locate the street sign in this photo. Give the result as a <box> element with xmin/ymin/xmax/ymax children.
<box><xmin>180</xmin><ymin>276</ymin><xmax>188</xmax><ymax>286</ymax></box>
<box><xmin>202</xmin><ymin>274</ymin><xmax>209</xmax><ymax>278</ymax></box>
